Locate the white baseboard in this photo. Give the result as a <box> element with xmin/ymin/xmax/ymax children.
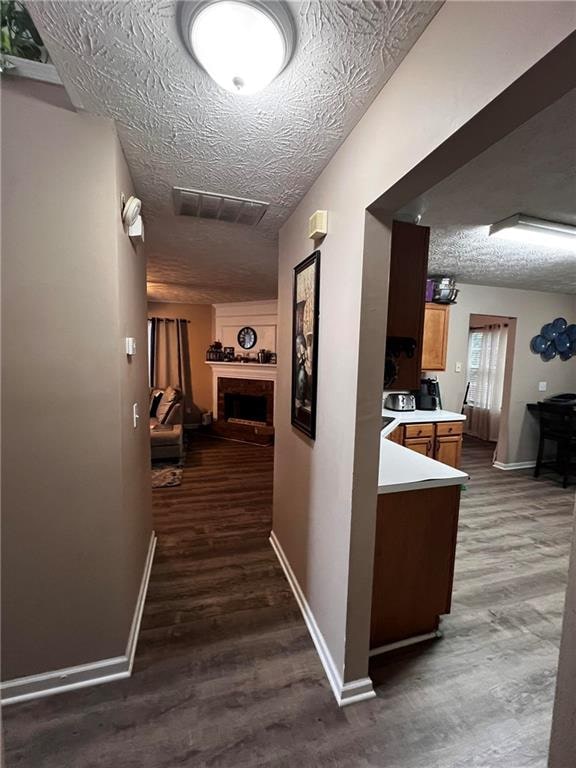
<box><xmin>1</xmin><ymin>532</ymin><xmax>156</xmax><ymax>706</ymax></box>
<box><xmin>269</xmin><ymin>531</ymin><xmax>376</xmax><ymax>707</ymax></box>
<box><xmin>493</xmin><ymin>460</ymin><xmax>536</xmax><ymax>471</ymax></box>
<box><xmin>126</xmin><ymin>532</ymin><xmax>157</xmax><ymax>674</ymax></box>
<box><xmin>369</xmin><ymin>630</ymin><xmax>441</xmax><ymax>657</ymax></box>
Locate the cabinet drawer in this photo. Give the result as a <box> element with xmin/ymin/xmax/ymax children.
<box><xmin>404</xmin><ymin>423</ymin><xmax>434</xmax><ymax>439</ymax></box>
<box><xmin>436</xmin><ymin>421</ymin><xmax>463</xmax><ymax>436</ymax></box>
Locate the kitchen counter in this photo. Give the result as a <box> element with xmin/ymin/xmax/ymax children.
<box><xmin>381</xmin><ymin>407</ymin><xmax>466</xmax><ymax>437</ymax></box>
<box><xmin>378</xmin><ymin>407</ymin><xmax>468</xmax><ymax>494</ymax></box>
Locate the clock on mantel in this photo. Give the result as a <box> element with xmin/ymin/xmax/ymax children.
<box><xmin>237</xmin><ymin>326</ymin><xmax>257</xmax><ymax>350</ymax></box>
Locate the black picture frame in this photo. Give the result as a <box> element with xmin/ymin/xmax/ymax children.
<box><xmin>291</xmin><ymin>250</ymin><xmax>321</xmax><ymax>439</ymax></box>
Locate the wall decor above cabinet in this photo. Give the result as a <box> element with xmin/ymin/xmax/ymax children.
<box><xmin>427</xmin><ymin>276</ymin><xmax>459</xmax><ymax>305</ymax></box>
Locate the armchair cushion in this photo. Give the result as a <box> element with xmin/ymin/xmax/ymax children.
<box><xmin>156</xmin><ymin>386</ymin><xmax>181</xmax><ymax>424</ymax></box>
<box><xmin>149</xmin><ymin>389</ymin><xmax>163</xmax><ymax>418</ymax></box>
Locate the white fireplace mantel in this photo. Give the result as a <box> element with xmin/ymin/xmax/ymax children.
<box><xmin>205</xmin><ymin>362</ymin><xmax>277</xmax><ymax>422</ymax></box>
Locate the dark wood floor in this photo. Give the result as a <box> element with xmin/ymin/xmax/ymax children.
<box><xmin>3</xmin><ymin>436</ymin><xmax>575</xmax><ymax>767</ymax></box>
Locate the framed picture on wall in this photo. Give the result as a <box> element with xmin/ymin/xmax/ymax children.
<box><xmin>291</xmin><ymin>250</ymin><xmax>321</xmax><ymax>439</ymax></box>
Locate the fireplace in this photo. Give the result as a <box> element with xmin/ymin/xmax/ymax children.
<box><xmin>224</xmin><ymin>393</ymin><xmax>267</xmax><ymax>425</ymax></box>
<box><xmin>214</xmin><ymin>376</ymin><xmax>274</xmax><ymax>444</ymax></box>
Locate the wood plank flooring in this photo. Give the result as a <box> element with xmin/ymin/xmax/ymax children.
<box><xmin>3</xmin><ymin>435</ymin><xmax>575</xmax><ymax>767</ymax></box>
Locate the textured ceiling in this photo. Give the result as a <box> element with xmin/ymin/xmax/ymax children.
<box><xmin>399</xmin><ymin>88</ymin><xmax>576</xmax><ymax>294</ymax></box>
<box><xmin>29</xmin><ymin>0</ymin><xmax>441</xmax><ymax>304</ymax></box>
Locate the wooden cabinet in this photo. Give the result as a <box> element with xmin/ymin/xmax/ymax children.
<box><xmin>388</xmin><ymin>425</ymin><xmax>404</xmax><ymax>444</ymax></box>
<box><xmin>385</xmin><ymin>221</ymin><xmax>430</xmax><ymax>389</ymax></box>
<box><xmin>371</xmin><ymin>484</ymin><xmax>461</xmax><ymax>650</ymax></box>
<box><xmin>404</xmin><ymin>423</ymin><xmax>434</xmax><ymax>439</ymax></box>
<box><xmin>386</xmin><ymin>420</ymin><xmax>463</xmax><ymax>468</ymax></box>
<box><xmin>422</xmin><ymin>303</ymin><xmax>449</xmax><ymax>371</ymax></box>
<box><xmin>404</xmin><ymin>437</ymin><xmax>434</xmax><ymax>457</ymax></box>
<box><xmin>435</xmin><ymin>435</ymin><xmax>462</xmax><ymax>468</ymax></box>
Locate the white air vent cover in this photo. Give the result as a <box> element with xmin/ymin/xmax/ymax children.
<box><xmin>173</xmin><ymin>187</ymin><xmax>268</xmax><ymax>226</ymax></box>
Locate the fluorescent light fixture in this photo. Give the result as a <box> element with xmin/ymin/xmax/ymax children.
<box><xmin>180</xmin><ymin>1</ymin><xmax>295</xmax><ymax>95</ymax></box>
<box><xmin>489</xmin><ymin>214</ymin><xmax>576</xmax><ymax>252</ymax></box>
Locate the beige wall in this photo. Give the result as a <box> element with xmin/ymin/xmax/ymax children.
<box><xmin>1</xmin><ymin>78</ymin><xmax>152</xmax><ymax>679</ymax></box>
<box><xmin>273</xmin><ymin>0</ymin><xmax>576</xmax><ymax>694</ymax></box>
<box><xmin>147</xmin><ymin>302</ymin><xmax>213</xmax><ymax>421</ymax></box>
<box><xmin>213</xmin><ymin>300</ymin><xmax>279</xmax><ymax>357</ymax></box>
<box><xmin>430</xmin><ymin>284</ymin><xmax>576</xmax><ymax>465</ymax></box>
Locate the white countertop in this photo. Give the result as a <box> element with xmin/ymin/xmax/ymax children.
<box><xmin>381</xmin><ymin>407</ymin><xmax>466</xmax><ymax>437</ymax></box>
<box><xmin>378</xmin><ymin>407</ymin><xmax>468</xmax><ymax>494</ymax></box>
<box><xmin>378</xmin><ymin>437</ymin><xmax>468</xmax><ymax>494</ymax></box>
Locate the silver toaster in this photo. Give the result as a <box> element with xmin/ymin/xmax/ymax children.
<box><xmin>384</xmin><ymin>393</ymin><xmax>416</xmax><ymax>412</ymax></box>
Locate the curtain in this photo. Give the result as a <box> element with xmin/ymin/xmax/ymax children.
<box><xmin>464</xmin><ymin>324</ymin><xmax>508</xmax><ymax>442</ymax></box>
<box><xmin>149</xmin><ymin>318</ymin><xmax>195</xmax><ymax>418</ymax></box>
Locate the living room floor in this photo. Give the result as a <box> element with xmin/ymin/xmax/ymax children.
<box><xmin>3</xmin><ymin>436</ymin><xmax>574</xmax><ymax>768</ymax></box>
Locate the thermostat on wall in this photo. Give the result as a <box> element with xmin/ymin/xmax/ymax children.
<box><xmin>125</xmin><ymin>337</ymin><xmax>137</xmax><ymax>356</ymax></box>
<box><xmin>309</xmin><ymin>210</ymin><xmax>328</xmax><ymax>240</ymax></box>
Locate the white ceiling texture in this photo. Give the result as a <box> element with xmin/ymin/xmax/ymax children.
<box><xmin>29</xmin><ymin>0</ymin><xmax>441</xmax><ymax>304</ymax></box>
<box><xmin>399</xmin><ymin>88</ymin><xmax>576</xmax><ymax>294</ymax></box>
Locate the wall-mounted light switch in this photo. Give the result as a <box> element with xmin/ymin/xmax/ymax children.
<box><xmin>133</xmin><ymin>402</ymin><xmax>139</xmax><ymax>428</ymax></box>
<box><xmin>125</xmin><ymin>337</ymin><xmax>137</xmax><ymax>356</ymax></box>
<box><xmin>455</xmin><ymin>361</ymin><xmax>463</xmax><ymax>373</ymax></box>
<box><xmin>538</xmin><ymin>381</ymin><xmax>547</xmax><ymax>392</ymax></box>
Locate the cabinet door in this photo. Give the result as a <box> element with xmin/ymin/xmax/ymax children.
<box><xmin>422</xmin><ymin>303</ymin><xmax>449</xmax><ymax>371</ymax></box>
<box><xmin>387</xmin><ymin>426</ymin><xmax>404</xmax><ymax>444</ymax></box>
<box><xmin>404</xmin><ymin>436</ymin><xmax>434</xmax><ymax>458</ymax></box>
<box><xmin>385</xmin><ymin>221</ymin><xmax>430</xmax><ymax>389</ymax></box>
<box><xmin>371</xmin><ymin>485</ymin><xmax>461</xmax><ymax>648</ymax></box>
<box><xmin>435</xmin><ymin>435</ymin><xmax>462</xmax><ymax>468</ymax></box>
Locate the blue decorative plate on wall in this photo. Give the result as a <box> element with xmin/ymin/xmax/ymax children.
<box><xmin>541</xmin><ymin>323</ymin><xmax>557</xmax><ymax>341</ymax></box>
<box><xmin>530</xmin><ymin>335</ymin><xmax>548</xmax><ymax>354</ymax></box>
<box><xmin>531</xmin><ymin>317</ymin><xmax>575</xmax><ymax>362</ymax></box>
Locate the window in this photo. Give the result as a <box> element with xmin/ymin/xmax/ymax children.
<box><xmin>466</xmin><ymin>330</ymin><xmax>484</xmax><ymax>405</ymax></box>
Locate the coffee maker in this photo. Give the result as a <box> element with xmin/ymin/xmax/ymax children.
<box><xmin>415</xmin><ymin>377</ymin><xmax>442</xmax><ymax>410</ymax></box>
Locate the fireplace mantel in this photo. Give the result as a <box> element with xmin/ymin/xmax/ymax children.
<box><xmin>205</xmin><ymin>362</ymin><xmax>277</xmax><ymax>423</ymax></box>
<box><xmin>205</xmin><ymin>361</ymin><xmax>277</xmax><ymax>379</ymax></box>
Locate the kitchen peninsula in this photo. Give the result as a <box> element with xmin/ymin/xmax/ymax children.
<box><xmin>371</xmin><ymin>406</ymin><xmax>468</xmax><ymax>656</ymax></box>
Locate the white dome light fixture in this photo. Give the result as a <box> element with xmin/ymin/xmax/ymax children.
<box><xmin>180</xmin><ymin>0</ymin><xmax>295</xmax><ymax>95</ymax></box>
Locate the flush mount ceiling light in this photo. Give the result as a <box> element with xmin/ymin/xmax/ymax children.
<box><xmin>489</xmin><ymin>214</ymin><xmax>576</xmax><ymax>252</ymax></box>
<box><xmin>180</xmin><ymin>0</ymin><xmax>295</xmax><ymax>95</ymax></box>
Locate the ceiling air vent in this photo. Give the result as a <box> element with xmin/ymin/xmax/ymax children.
<box><xmin>173</xmin><ymin>187</ymin><xmax>268</xmax><ymax>226</ymax></box>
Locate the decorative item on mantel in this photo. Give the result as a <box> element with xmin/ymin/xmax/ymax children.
<box><xmin>205</xmin><ymin>343</ymin><xmax>276</xmax><ymax>364</ymax></box>
<box><xmin>206</xmin><ymin>341</ymin><xmax>224</xmax><ymax>361</ymax></box>
<box><xmin>530</xmin><ymin>317</ymin><xmax>576</xmax><ymax>362</ymax></box>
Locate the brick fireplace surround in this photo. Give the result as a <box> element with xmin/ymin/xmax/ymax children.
<box><xmin>217</xmin><ymin>378</ymin><xmax>274</xmax><ymax>425</ymax></box>
<box><xmin>212</xmin><ymin>375</ymin><xmax>275</xmax><ymax>445</ymax></box>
